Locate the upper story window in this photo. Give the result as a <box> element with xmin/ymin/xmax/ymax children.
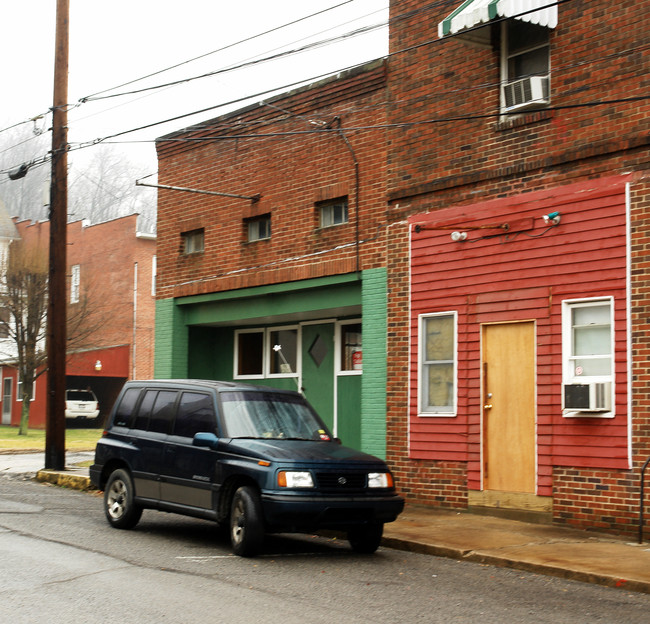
<box><xmin>247</xmin><ymin>215</ymin><xmax>271</xmax><ymax>242</ymax></box>
<box><xmin>318</xmin><ymin>198</ymin><xmax>348</xmax><ymax>228</ymax></box>
<box><xmin>419</xmin><ymin>312</ymin><xmax>457</xmax><ymax>416</ymax></box>
<box><xmin>182</xmin><ymin>229</ymin><xmax>204</xmax><ymax>255</ymax></box>
<box><xmin>501</xmin><ymin>20</ymin><xmax>550</xmax><ymax>113</ymax></box>
<box><xmin>437</xmin><ymin>1</ymin><xmax>557</xmax><ymax>114</ymax></box>
<box><xmin>70</xmin><ymin>264</ymin><xmax>80</xmax><ymax>304</ymax></box>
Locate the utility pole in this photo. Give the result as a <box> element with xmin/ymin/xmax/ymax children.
<box><xmin>45</xmin><ymin>0</ymin><xmax>69</xmax><ymax>470</ymax></box>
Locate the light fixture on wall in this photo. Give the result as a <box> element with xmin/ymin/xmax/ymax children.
<box><xmin>543</xmin><ymin>211</ymin><xmax>561</xmax><ymax>225</ymax></box>
<box><xmin>450</xmin><ymin>231</ymin><xmax>467</xmax><ymax>242</ymax></box>
<box><xmin>94</xmin><ymin>360</ymin><xmax>102</xmax><ymax>372</ymax></box>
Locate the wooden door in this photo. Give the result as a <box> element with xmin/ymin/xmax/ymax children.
<box><xmin>482</xmin><ymin>322</ymin><xmax>536</xmax><ymax>493</ymax></box>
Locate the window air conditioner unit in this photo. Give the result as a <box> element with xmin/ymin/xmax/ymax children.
<box><xmin>563</xmin><ymin>382</ymin><xmax>612</xmax><ymax>412</ymax></box>
<box><xmin>502</xmin><ymin>76</ymin><xmax>549</xmax><ymax>112</ymax></box>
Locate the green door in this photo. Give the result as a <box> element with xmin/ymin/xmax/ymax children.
<box><xmin>301</xmin><ymin>323</ymin><xmax>335</xmax><ymax>433</ymax></box>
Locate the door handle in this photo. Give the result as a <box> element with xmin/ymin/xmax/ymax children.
<box><xmin>483</xmin><ymin>404</ymin><xmax>492</xmax><ymax>410</ymax></box>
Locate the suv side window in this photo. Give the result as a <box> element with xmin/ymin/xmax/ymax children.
<box><xmin>148</xmin><ymin>391</ymin><xmax>178</xmax><ymax>433</ymax></box>
<box><xmin>173</xmin><ymin>392</ymin><xmax>216</xmax><ymax>438</ymax></box>
<box><xmin>133</xmin><ymin>389</ymin><xmax>157</xmax><ymax>430</ymax></box>
<box><xmin>113</xmin><ymin>388</ymin><xmax>141</xmax><ymax>428</ymax></box>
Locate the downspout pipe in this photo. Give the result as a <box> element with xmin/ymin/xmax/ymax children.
<box><xmin>332</xmin><ymin>117</ymin><xmax>360</xmax><ymax>274</ymax></box>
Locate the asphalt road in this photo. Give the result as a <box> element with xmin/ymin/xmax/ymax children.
<box><xmin>1</xmin><ymin>476</ymin><xmax>649</xmax><ymax>624</ymax></box>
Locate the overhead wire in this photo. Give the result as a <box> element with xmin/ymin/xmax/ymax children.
<box><xmin>4</xmin><ymin>0</ymin><xmax>643</xmax><ymax>177</ymax></box>
<box><xmin>79</xmin><ymin>1</ymin><xmax>357</xmax><ymax>102</ymax></box>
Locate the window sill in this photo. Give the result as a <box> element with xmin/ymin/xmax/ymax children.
<box><xmin>493</xmin><ymin>109</ymin><xmax>554</xmax><ymax>132</ymax></box>
<box><xmin>562</xmin><ymin>410</ymin><xmax>615</xmax><ymax>419</ymax></box>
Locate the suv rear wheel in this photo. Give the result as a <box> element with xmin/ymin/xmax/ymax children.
<box><xmin>104</xmin><ymin>468</ymin><xmax>142</xmax><ymax>529</ymax></box>
<box><xmin>230</xmin><ymin>485</ymin><xmax>264</xmax><ymax>557</ymax></box>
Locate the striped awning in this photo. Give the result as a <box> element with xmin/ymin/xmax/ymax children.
<box><xmin>438</xmin><ymin>0</ymin><xmax>558</xmax><ymax>38</ymax></box>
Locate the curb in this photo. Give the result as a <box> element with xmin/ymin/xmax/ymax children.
<box><xmin>381</xmin><ymin>536</ymin><xmax>650</xmax><ymax>594</ymax></box>
<box><xmin>35</xmin><ymin>470</ymin><xmax>96</xmax><ymax>491</ymax></box>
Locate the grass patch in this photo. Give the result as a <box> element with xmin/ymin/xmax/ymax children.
<box><xmin>0</xmin><ymin>425</ymin><xmax>102</xmax><ymax>452</ymax></box>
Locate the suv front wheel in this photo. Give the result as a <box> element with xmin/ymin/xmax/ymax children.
<box><xmin>230</xmin><ymin>485</ymin><xmax>264</xmax><ymax>557</ymax></box>
<box><xmin>348</xmin><ymin>523</ymin><xmax>384</xmax><ymax>554</ymax></box>
<box><xmin>104</xmin><ymin>468</ymin><xmax>143</xmax><ymax>530</ymax></box>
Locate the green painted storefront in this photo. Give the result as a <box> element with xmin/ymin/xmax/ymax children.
<box><xmin>154</xmin><ymin>270</ymin><xmax>388</xmax><ymax>458</ymax></box>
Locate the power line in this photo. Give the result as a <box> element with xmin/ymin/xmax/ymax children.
<box><xmin>79</xmin><ymin>1</ymin><xmax>357</xmax><ymax>102</ymax></box>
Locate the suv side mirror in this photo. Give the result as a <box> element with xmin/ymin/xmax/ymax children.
<box><xmin>193</xmin><ymin>432</ymin><xmax>219</xmax><ymax>449</ymax></box>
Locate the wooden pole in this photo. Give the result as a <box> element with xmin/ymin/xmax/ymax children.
<box><xmin>45</xmin><ymin>0</ymin><xmax>69</xmax><ymax>470</ymax></box>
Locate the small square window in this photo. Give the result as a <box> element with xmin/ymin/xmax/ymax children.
<box><xmin>319</xmin><ymin>198</ymin><xmax>348</xmax><ymax>228</ymax></box>
<box><xmin>182</xmin><ymin>229</ymin><xmax>204</xmax><ymax>254</ymax></box>
<box><xmin>247</xmin><ymin>215</ymin><xmax>271</xmax><ymax>242</ymax></box>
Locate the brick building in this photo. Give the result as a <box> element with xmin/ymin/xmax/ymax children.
<box><xmin>153</xmin><ymin>0</ymin><xmax>649</xmax><ymax>535</ymax></box>
<box><xmin>385</xmin><ymin>0</ymin><xmax>650</xmax><ymax>533</ymax></box>
<box><xmin>0</xmin><ymin>215</ymin><xmax>156</xmax><ymax>427</ymax></box>
<box><xmin>155</xmin><ymin>61</ymin><xmax>389</xmax><ymax>454</ymax></box>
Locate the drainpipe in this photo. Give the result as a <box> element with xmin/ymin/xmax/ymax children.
<box><xmin>332</xmin><ymin>118</ymin><xmax>361</xmax><ymax>274</ymax></box>
<box><xmin>133</xmin><ymin>262</ymin><xmax>138</xmax><ymax>379</ymax></box>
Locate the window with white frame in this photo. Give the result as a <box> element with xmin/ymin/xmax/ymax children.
<box><xmin>501</xmin><ymin>20</ymin><xmax>550</xmax><ymax>113</ymax></box>
<box><xmin>338</xmin><ymin>321</ymin><xmax>362</xmax><ymax>374</ymax></box>
<box><xmin>419</xmin><ymin>312</ymin><xmax>456</xmax><ymax>415</ymax></box>
<box><xmin>268</xmin><ymin>327</ymin><xmax>298</xmax><ymax>375</ymax></box>
<box><xmin>16</xmin><ymin>377</ymin><xmax>36</xmax><ymax>402</ymax></box>
<box><xmin>70</xmin><ymin>264</ymin><xmax>80</xmax><ymax>304</ymax></box>
<box><xmin>234</xmin><ymin>327</ymin><xmax>298</xmax><ymax>379</ymax></box>
<box><xmin>151</xmin><ymin>255</ymin><xmax>157</xmax><ymax>296</ymax></box>
<box><xmin>562</xmin><ymin>298</ymin><xmax>614</xmax><ymax>414</ymax></box>
<box><xmin>318</xmin><ymin>198</ymin><xmax>348</xmax><ymax>228</ymax></box>
<box><xmin>563</xmin><ymin>299</ymin><xmax>613</xmax><ymax>381</ymax></box>
<box><xmin>235</xmin><ymin>330</ymin><xmax>264</xmax><ymax>377</ymax></box>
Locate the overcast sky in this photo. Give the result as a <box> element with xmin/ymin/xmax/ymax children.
<box><xmin>0</xmin><ymin>0</ymin><xmax>389</xmax><ymax>172</ymax></box>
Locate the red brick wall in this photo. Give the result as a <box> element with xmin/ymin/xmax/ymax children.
<box><xmin>16</xmin><ymin>216</ymin><xmax>156</xmax><ymax>379</ymax></box>
<box><xmin>385</xmin><ymin>0</ymin><xmax>650</xmax><ymax>534</ymax></box>
<box><xmin>156</xmin><ymin>62</ymin><xmax>388</xmax><ymax>300</ymax></box>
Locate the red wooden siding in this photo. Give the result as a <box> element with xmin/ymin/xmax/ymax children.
<box><xmin>408</xmin><ymin>175</ymin><xmax>632</xmax><ymax>494</ymax></box>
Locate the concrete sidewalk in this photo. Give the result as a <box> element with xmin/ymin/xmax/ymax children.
<box><xmin>2</xmin><ymin>451</ymin><xmax>650</xmax><ymax>593</ymax></box>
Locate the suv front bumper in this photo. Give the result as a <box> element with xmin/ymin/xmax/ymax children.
<box><xmin>261</xmin><ymin>491</ymin><xmax>404</xmax><ymax>530</ymax></box>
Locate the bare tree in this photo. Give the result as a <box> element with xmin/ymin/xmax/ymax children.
<box><xmin>68</xmin><ymin>145</ymin><xmax>157</xmax><ymax>233</ymax></box>
<box><xmin>0</xmin><ymin>126</ymin><xmax>156</xmax><ymax>233</ymax></box>
<box><xmin>0</xmin><ymin>238</ymin><xmax>104</xmax><ymax>435</ymax></box>
<box><xmin>0</xmin><ymin>239</ymin><xmax>48</xmax><ymax>434</ymax></box>
<box><xmin>0</xmin><ymin>123</ymin><xmax>50</xmax><ymax>223</ymax></box>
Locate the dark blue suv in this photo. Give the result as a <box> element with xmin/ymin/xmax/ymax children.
<box><xmin>90</xmin><ymin>380</ymin><xmax>404</xmax><ymax>557</ymax></box>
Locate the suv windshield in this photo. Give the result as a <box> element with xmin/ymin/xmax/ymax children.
<box><xmin>220</xmin><ymin>391</ymin><xmax>331</xmax><ymax>441</ymax></box>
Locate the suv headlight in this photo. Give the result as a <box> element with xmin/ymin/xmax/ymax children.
<box><xmin>368</xmin><ymin>472</ymin><xmax>394</xmax><ymax>488</ymax></box>
<box><xmin>278</xmin><ymin>471</ymin><xmax>314</xmax><ymax>488</ymax></box>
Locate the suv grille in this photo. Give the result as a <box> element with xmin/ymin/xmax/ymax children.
<box><xmin>316</xmin><ymin>472</ymin><xmax>366</xmax><ymax>490</ymax></box>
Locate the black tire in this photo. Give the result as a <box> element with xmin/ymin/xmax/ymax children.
<box><xmin>229</xmin><ymin>485</ymin><xmax>264</xmax><ymax>557</ymax></box>
<box><xmin>348</xmin><ymin>523</ymin><xmax>384</xmax><ymax>554</ymax></box>
<box><xmin>104</xmin><ymin>468</ymin><xmax>142</xmax><ymax>530</ymax></box>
